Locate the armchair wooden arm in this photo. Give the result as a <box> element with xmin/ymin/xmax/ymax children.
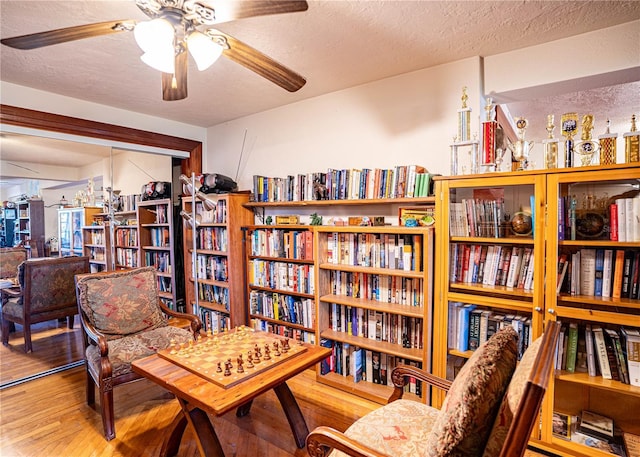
<box><xmin>1</xmin><ymin>286</ymin><xmax>22</xmax><ymax>298</ymax></box>
<box><xmin>306</xmin><ymin>426</ymin><xmax>389</xmax><ymax>457</ymax></box>
<box><xmin>157</xmin><ymin>298</ymin><xmax>202</xmax><ymax>336</ymax></box>
<box><xmin>388</xmin><ymin>364</ymin><xmax>453</xmax><ymax>403</ymax></box>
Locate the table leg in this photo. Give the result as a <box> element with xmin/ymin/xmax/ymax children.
<box><xmin>168</xmin><ymin>398</ymin><xmax>225</xmax><ymax>457</ymax></box>
<box><xmin>273</xmin><ymin>381</ymin><xmax>309</xmax><ymax>449</ymax></box>
<box><xmin>236</xmin><ymin>399</ymin><xmax>253</xmax><ymax>417</ymax></box>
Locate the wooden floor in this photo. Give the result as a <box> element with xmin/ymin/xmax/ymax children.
<box><xmin>0</xmin><ymin>321</ymin><xmax>555</xmax><ymax>456</ymax></box>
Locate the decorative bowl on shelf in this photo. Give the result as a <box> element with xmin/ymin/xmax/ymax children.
<box><xmin>575</xmin><ymin>211</ymin><xmax>606</xmax><ymax>238</ymax></box>
<box><xmin>510</xmin><ymin>211</ymin><xmax>533</xmax><ymax>236</ymax></box>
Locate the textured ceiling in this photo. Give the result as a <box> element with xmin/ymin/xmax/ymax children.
<box><xmin>1</xmin><ymin>0</ymin><xmax>639</xmax><ymax>128</ymax></box>
<box><xmin>0</xmin><ymin>0</ymin><xmax>638</xmax><ymax>186</ymax></box>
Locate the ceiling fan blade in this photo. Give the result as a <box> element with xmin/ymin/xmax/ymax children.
<box><xmin>162</xmin><ymin>51</ymin><xmax>188</xmax><ymax>101</ymax></box>
<box><xmin>214</xmin><ymin>31</ymin><xmax>306</xmax><ymax>92</ymax></box>
<box><xmin>0</xmin><ymin>20</ymin><xmax>135</xmax><ymax>50</ymax></box>
<box><xmin>209</xmin><ymin>1</ymin><xmax>308</xmax><ymax>24</ymax></box>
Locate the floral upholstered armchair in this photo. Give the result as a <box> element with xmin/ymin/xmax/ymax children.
<box><xmin>75</xmin><ymin>266</ymin><xmax>202</xmax><ymax>441</ymax></box>
<box><xmin>306</xmin><ymin>321</ymin><xmax>560</xmax><ymax>457</ymax></box>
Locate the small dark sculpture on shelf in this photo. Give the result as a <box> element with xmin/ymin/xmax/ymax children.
<box><xmin>313</xmin><ymin>178</ymin><xmax>328</xmax><ymax>200</ymax></box>
<box><xmin>310</xmin><ymin>213</ymin><xmax>322</xmax><ymax>225</ymax></box>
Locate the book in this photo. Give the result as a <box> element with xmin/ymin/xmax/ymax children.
<box><xmin>594</xmin><ymin>249</ymin><xmax>604</xmax><ymax>296</ymax></box>
<box><xmin>630</xmin><ymin>251</ymin><xmax>640</xmax><ymax>299</ymax></box>
<box><xmin>556</xmin><ymin>253</ymin><xmax>569</xmax><ymax>294</ymax></box>
<box><xmin>592</xmin><ymin>326</ymin><xmax>612</xmax><ymax>379</ymax></box>
<box><xmin>506</xmin><ymin>247</ymin><xmax>523</xmax><ymax>288</ymax></box>
<box><xmin>552</xmin><ymin>411</ymin><xmax>579</xmax><ymax>440</ymax></box>
<box><xmin>620</xmin><ymin>327</ymin><xmax>640</xmax><ymax>387</ymax></box>
<box><xmin>457</xmin><ymin>304</ymin><xmax>476</xmax><ymax>351</ymax></box>
<box><xmin>617</xmin><ymin>199</ymin><xmax>627</xmax><ymax>242</ymax></box>
<box><xmin>602</xmin><ymin>249</ymin><xmax>614</xmax><ymax>298</ymax></box>
<box><xmin>605</xmin><ymin>328</ymin><xmax>628</xmax><ymax>384</ymax></box>
<box><xmin>351</xmin><ymin>347</ymin><xmax>364</xmax><ymax>383</ymax></box>
<box><xmin>467</xmin><ymin>309</ymin><xmax>482</xmax><ymax>351</ymax></box>
<box><xmin>622</xmin><ymin>249</ymin><xmax>635</xmax><ymax>298</ymax></box>
<box><xmin>603</xmin><ymin>328</ymin><xmax>621</xmax><ymax>381</ymax></box>
<box><xmin>580</xmin><ymin>248</ymin><xmax>596</xmax><ymax>296</ymax></box>
<box><xmin>623</xmin><ymin>432</ymin><xmax>640</xmax><ymax>457</ymax></box>
<box><xmin>579</xmin><ymin>410</ymin><xmax>614</xmax><ymax>442</ymax></box>
<box><xmin>610</xmin><ymin>203</ymin><xmax>619</xmax><ymax>241</ymax></box>
<box><xmin>612</xmin><ymin>250</ymin><xmax>626</xmax><ymax>298</ymax></box>
<box><xmin>565</xmin><ymin>322</ymin><xmax>579</xmax><ymax>373</ymax></box>
<box><xmin>585</xmin><ymin>324</ymin><xmax>597</xmax><ymax>376</ymax></box>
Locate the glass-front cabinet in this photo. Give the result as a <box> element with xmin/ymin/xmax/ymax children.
<box><xmin>544</xmin><ymin>164</ymin><xmax>640</xmax><ymax>457</ymax></box>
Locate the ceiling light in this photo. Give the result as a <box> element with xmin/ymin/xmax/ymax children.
<box><xmin>186</xmin><ymin>31</ymin><xmax>223</xmax><ymax>71</ymax></box>
<box><xmin>135</xmin><ymin>18</ymin><xmax>175</xmax><ymax>73</ymax></box>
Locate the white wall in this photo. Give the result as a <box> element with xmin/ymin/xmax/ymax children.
<box><xmin>207</xmin><ymin>57</ymin><xmax>483</xmax><ymax>190</ymax></box>
<box><xmin>111</xmin><ymin>149</ymin><xmax>172</xmax><ymax>195</ymax></box>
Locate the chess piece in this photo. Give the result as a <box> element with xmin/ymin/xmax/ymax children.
<box><xmin>170</xmin><ymin>339</ymin><xmax>177</xmax><ymax>354</ymax></box>
<box><xmin>224</xmin><ymin>359</ymin><xmax>232</xmax><ymax>376</ymax></box>
<box><xmin>282</xmin><ymin>339</ymin><xmax>290</xmax><ymax>353</ymax></box>
<box><xmin>237</xmin><ymin>356</ymin><xmax>244</xmax><ymax>373</ymax></box>
<box><xmin>247</xmin><ymin>351</ymin><xmax>254</xmax><ymax>368</ymax></box>
<box><xmin>264</xmin><ymin>344</ymin><xmax>271</xmax><ymax>360</ymax></box>
<box><xmin>273</xmin><ymin>341</ymin><xmax>281</xmax><ymax>356</ymax></box>
<box><xmin>216</xmin><ymin>362</ymin><xmax>222</xmax><ymax>373</ymax></box>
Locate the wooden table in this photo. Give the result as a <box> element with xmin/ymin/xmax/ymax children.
<box><xmin>132</xmin><ymin>336</ymin><xmax>330</xmax><ymax>457</ymax></box>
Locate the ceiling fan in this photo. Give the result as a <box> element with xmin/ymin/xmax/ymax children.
<box><xmin>1</xmin><ymin>0</ymin><xmax>308</xmax><ymax>101</ymax></box>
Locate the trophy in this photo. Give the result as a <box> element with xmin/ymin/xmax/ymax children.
<box><xmin>598</xmin><ymin>119</ymin><xmax>617</xmax><ymax>165</ymax></box>
<box><xmin>508</xmin><ymin>117</ymin><xmax>534</xmax><ymax>171</ymax></box>
<box><xmin>458</xmin><ymin>86</ymin><xmax>471</xmax><ymax>142</ymax></box>
<box><xmin>624</xmin><ymin>114</ymin><xmax>639</xmax><ymax>163</ymax></box>
<box><xmin>542</xmin><ymin>114</ymin><xmax>559</xmax><ymax>169</ymax></box>
<box><xmin>561</xmin><ymin>112</ymin><xmax>578</xmax><ymax>167</ymax></box>
<box><xmin>481</xmin><ymin>98</ymin><xmax>497</xmax><ymax>168</ymax></box>
<box><xmin>575</xmin><ymin>114</ymin><xmax>599</xmax><ymax>166</ymax></box>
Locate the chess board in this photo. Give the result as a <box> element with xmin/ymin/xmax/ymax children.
<box><xmin>157</xmin><ymin>326</ymin><xmax>308</xmax><ymax>388</ymax></box>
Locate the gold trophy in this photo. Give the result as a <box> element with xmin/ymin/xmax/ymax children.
<box><xmin>458</xmin><ymin>86</ymin><xmax>471</xmax><ymax>142</ymax></box>
<box><xmin>575</xmin><ymin>114</ymin><xmax>599</xmax><ymax>166</ymax></box>
<box><xmin>624</xmin><ymin>114</ymin><xmax>639</xmax><ymax>163</ymax></box>
<box><xmin>561</xmin><ymin>112</ymin><xmax>578</xmax><ymax>167</ymax></box>
<box><xmin>543</xmin><ymin>114</ymin><xmax>559</xmax><ymax>169</ymax></box>
<box><xmin>508</xmin><ymin>117</ymin><xmax>534</xmax><ymax>171</ymax></box>
<box><xmin>598</xmin><ymin>119</ymin><xmax>617</xmax><ymax>165</ymax></box>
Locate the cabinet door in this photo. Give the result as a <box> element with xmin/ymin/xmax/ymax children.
<box><xmin>544</xmin><ymin>166</ymin><xmax>640</xmax><ymax>455</ymax></box>
<box><xmin>71</xmin><ymin>209</ymin><xmax>83</xmax><ymax>255</ymax></box>
<box><xmin>434</xmin><ymin>173</ymin><xmax>546</xmax><ymax>408</ymax></box>
<box><xmin>58</xmin><ymin>210</ymin><xmax>71</xmax><ymax>254</ymax></box>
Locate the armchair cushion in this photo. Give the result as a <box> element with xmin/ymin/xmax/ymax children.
<box><xmin>0</xmin><ymin>247</ymin><xmax>27</xmax><ymax>280</ymax></box>
<box><xmin>330</xmin><ymin>399</ymin><xmax>440</xmax><ymax>457</ymax></box>
<box><xmin>85</xmin><ymin>325</ymin><xmax>193</xmax><ymax>377</ymax></box>
<box><xmin>482</xmin><ymin>334</ymin><xmax>543</xmax><ymax>457</ymax></box>
<box><xmin>423</xmin><ymin>326</ymin><xmax>518</xmax><ymax>457</ymax></box>
<box><xmin>76</xmin><ymin>267</ymin><xmax>167</xmax><ymax>340</ymax></box>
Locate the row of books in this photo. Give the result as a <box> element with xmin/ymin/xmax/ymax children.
<box><xmin>249</xmin><ymin>290</ymin><xmax>315</xmax><ymax>330</ymax></box>
<box><xmin>252</xmin><ymin>165</ymin><xmax>432</xmax><ymax>203</ymax></box>
<box><xmin>196</xmin><ymin>227</ymin><xmax>228</xmax><ymax>251</ymax></box>
<box><xmin>157</xmin><ymin>276</ymin><xmax>172</xmax><ymax>294</ymax></box>
<box><xmin>144</xmin><ymin>251</ymin><xmax>171</xmax><ymax>273</ymax></box>
<box><xmin>328</xmin><ymin>303</ymin><xmax>423</xmax><ymax>349</ymax></box>
<box><xmin>448</xmin><ymin>302</ymin><xmax>532</xmax><ymax>359</ymax></box>
<box><xmin>195</xmin><ymin>254</ymin><xmax>228</xmax><ymax>282</ymax></box>
<box><xmin>449</xmin><ymin>198</ymin><xmax>509</xmax><ymax>238</ymax></box>
<box><xmin>195</xmin><ymin>199</ymin><xmax>227</xmax><ymax>224</ymax></box>
<box><xmin>148</xmin><ymin>204</ymin><xmax>169</xmax><ymax>224</ymax></box>
<box><xmin>86</xmin><ymin>231</ymin><xmax>105</xmax><ymax>244</ymax></box>
<box><xmin>450</xmin><ymin>244</ymin><xmax>535</xmax><ymax>291</ymax></box>
<box><xmin>194</xmin><ymin>305</ymin><xmax>229</xmax><ymax>333</ymax></box>
<box><xmin>558</xmin><ymin>249</ymin><xmax>640</xmax><ymax>299</ymax></box>
<box><xmin>558</xmin><ymin>195</ymin><xmax>640</xmax><ymax>242</ymax></box>
<box><xmin>326</xmin><ymin>232</ymin><xmax>423</xmax><ymax>271</ymax></box>
<box><xmin>197</xmin><ymin>283</ymin><xmax>229</xmax><ymax>307</ymax></box>
<box><xmin>552</xmin><ymin>410</ymin><xmax>632</xmax><ymax>457</ymax></box>
<box><xmin>557</xmin><ymin>322</ymin><xmax>639</xmax><ymax>386</ymax></box>
<box><xmin>249</xmin><ymin>228</ymin><xmax>313</xmax><ymax>260</ymax></box>
<box><xmin>115</xmin><ymin>247</ymin><xmax>138</xmax><ymax>268</ymax></box>
<box><xmin>116</xmin><ymin>193</ymin><xmax>141</xmax><ymax>212</ymax></box>
<box><xmin>148</xmin><ymin>227</ymin><xmax>170</xmax><ymax>247</ymax></box>
<box><xmin>114</xmin><ymin>226</ymin><xmax>138</xmax><ymax>247</ymax></box>
<box><xmin>251</xmin><ymin>319</ymin><xmax>316</xmax><ymax>344</ymax></box>
<box><xmin>86</xmin><ymin>246</ymin><xmax>106</xmax><ymax>261</ymax></box>
<box><xmin>319</xmin><ymin>340</ymin><xmax>424</xmax><ymax>395</ymax></box>
<box><xmin>248</xmin><ymin>259</ymin><xmax>315</xmax><ymax>295</ymax></box>
<box><xmin>329</xmin><ymin>270</ymin><xmax>424</xmax><ymax>307</ymax></box>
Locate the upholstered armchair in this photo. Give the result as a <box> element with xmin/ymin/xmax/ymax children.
<box><xmin>1</xmin><ymin>255</ymin><xmax>89</xmax><ymax>352</ymax></box>
<box><xmin>306</xmin><ymin>321</ymin><xmax>560</xmax><ymax>457</ymax></box>
<box><xmin>74</xmin><ymin>266</ymin><xmax>202</xmax><ymax>441</ymax></box>
<box><xmin>0</xmin><ymin>246</ymin><xmax>27</xmax><ymax>281</ymax></box>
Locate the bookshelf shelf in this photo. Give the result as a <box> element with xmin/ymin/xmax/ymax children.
<box><xmin>183</xmin><ymin>193</ymin><xmax>254</xmax><ymax>332</ymax></box>
<box><xmin>555</xmin><ymin>371</ymin><xmax>640</xmax><ymax>397</ymax></box>
<box><xmin>314</xmin><ymin>225</ymin><xmax>434</xmax><ymax>404</ymax></box>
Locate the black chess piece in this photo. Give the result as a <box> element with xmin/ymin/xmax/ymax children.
<box><xmin>237</xmin><ymin>355</ymin><xmax>244</xmax><ymax>373</ymax></box>
<box><xmin>264</xmin><ymin>344</ymin><xmax>271</xmax><ymax>360</ymax></box>
<box><xmin>216</xmin><ymin>361</ymin><xmax>222</xmax><ymax>373</ymax></box>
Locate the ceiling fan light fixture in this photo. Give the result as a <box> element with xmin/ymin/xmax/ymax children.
<box><xmin>186</xmin><ymin>31</ymin><xmax>223</xmax><ymax>71</ymax></box>
<box><xmin>140</xmin><ymin>49</ymin><xmax>175</xmax><ymax>74</ymax></box>
<box><xmin>134</xmin><ymin>18</ymin><xmax>174</xmax><ymax>53</ymax></box>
